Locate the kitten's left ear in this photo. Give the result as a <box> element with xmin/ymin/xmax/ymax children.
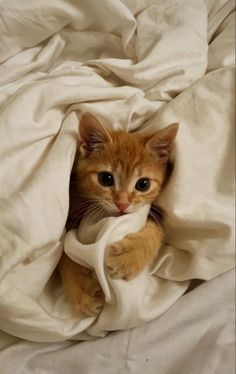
<box><xmin>147</xmin><ymin>123</ymin><xmax>179</xmax><ymax>160</ymax></box>
<box><xmin>79</xmin><ymin>113</ymin><xmax>112</xmax><ymax>156</ymax></box>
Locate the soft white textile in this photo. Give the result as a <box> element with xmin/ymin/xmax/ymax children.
<box><xmin>0</xmin><ymin>0</ymin><xmax>235</xmax><ymax>342</ymax></box>
<box><xmin>0</xmin><ymin>269</ymin><xmax>234</xmax><ymax>374</ymax></box>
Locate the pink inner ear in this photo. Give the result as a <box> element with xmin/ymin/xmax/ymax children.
<box><xmin>79</xmin><ymin>141</ymin><xmax>89</xmax><ymax>156</ymax></box>
<box><xmin>79</xmin><ymin>113</ymin><xmax>112</xmax><ymax>152</ymax></box>
<box><xmin>147</xmin><ymin>123</ymin><xmax>179</xmax><ymax>157</ymax></box>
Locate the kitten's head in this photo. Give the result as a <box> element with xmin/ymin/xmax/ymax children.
<box><xmin>74</xmin><ymin>113</ymin><xmax>178</xmax><ymax>216</ymax></box>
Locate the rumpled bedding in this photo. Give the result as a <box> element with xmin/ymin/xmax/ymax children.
<box><xmin>0</xmin><ymin>0</ymin><xmax>235</xmax><ymax>343</ymax></box>
<box><xmin>0</xmin><ymin>269</ymin><xmax>234</xmax><ymax>374</ymax></box>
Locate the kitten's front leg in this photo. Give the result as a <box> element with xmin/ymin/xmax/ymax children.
<box><xmin>105</xmin><ymin>218</ymin><xmax>163</xmax><ymax>280</ymax></box>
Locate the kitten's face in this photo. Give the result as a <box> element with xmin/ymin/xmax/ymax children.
<box><xmin>74</xmin><ymin>114</ymin><xmax>178</xmax><ymax>217</ymax></box>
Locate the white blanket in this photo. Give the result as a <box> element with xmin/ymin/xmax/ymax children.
<box><xmin>0</xmin><ymin>0</ymin><xmax>235</xmax><ymax>342</ymax></box>
<box><xmin>0</xmin><ymin>269</ymin><xmax>234</xmax><ymax>374</ymax></box>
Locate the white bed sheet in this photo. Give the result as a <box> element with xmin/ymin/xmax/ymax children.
<box><xmin>0</xmin><ymin>269</ymin><xmax>234</xmax><ymax>374</ymax></box>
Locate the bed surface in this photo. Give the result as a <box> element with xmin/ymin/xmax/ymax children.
<box><xmin>0</xmin><ymin>269</ymin><xmax>234</xmax><ymax>374</ymax></box>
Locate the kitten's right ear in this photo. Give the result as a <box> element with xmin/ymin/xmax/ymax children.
<box><xmin>146</xmin><ymin>123</ymin><xmax>179</xmax><ymax>161</ymax></box>
<box><xmin>79</xmin><ymin>113</ymin><xmax>112</xmax><ymax>156</ymax></box>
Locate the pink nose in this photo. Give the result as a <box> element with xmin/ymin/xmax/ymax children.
<box><xmin>115</xmin><ymin>202</ymin><xmax>130</xmax><ymax>212</ymax></box>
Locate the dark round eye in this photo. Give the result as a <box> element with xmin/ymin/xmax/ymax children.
<box><xmin>135</xmin><ymin>178</ymin><xmax>151</xmax><ymax>192</ymax></box>
<box><xmin>98</xmin><ymin>172</ymin><xmax>114</xmax><ymax>187</ymax></box>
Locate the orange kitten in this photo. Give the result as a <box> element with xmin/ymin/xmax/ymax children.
<box><xmin>58</xmin><ymin>114</ymin><xmax>178</xmax><ymax>316</ymax></box>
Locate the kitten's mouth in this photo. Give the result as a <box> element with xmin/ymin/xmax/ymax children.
<box><xmin>104</xmin><ymin>205</ymin><xmax>135</xmax><ymax>216</ymax></box>
<box><xmin>113</xmin><ymin>212</ymin><xmax>129</xmax><ymax>216</ymax></box>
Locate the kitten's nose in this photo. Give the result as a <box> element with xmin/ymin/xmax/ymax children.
<box><xmin>115</xmin><ymin>202</ymin><xmax>130</xmax><ymax>212</ymax></box>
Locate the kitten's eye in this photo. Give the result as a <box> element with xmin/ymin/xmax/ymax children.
<box><xmin>98</xmin><ymin>172</ymin><xmax>114</xmax><ymax>187</ymax></box>
<box><xmin>135</xmin><ymin>178</ymin><xmax>151</xmax><ymax>192</ymax></box>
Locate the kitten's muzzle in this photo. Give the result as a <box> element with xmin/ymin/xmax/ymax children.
<box><xmin>115</xmin><ymin>202</ymin><xmax>130</xmax><ymax>212</ymax></box>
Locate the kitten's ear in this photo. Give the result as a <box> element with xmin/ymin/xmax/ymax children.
<box><xmin>79</xmin><ymin>113</ymin><xmax>112</xmax><ymax>156</ymax></box>
<box><xmin>147</xmin><ymin>123</ymin><xmax>179</xmax><ymax>160</ymax></box>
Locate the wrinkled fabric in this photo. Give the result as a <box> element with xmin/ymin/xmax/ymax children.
<box><xmin>0</xmin><ymin>0</ymin><xmax>235</xmax><ymax>342</ymax></box>
<box><xmin>0</xmin><ymin>269</ymin><xmax>234</xmax><ymax>374</ymax></box>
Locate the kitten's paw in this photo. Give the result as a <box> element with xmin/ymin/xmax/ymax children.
<box><xmin>73</xmin><ymin>277</ymin><xmax>105</xmax><ymax>317</ymax></box>
<box><xmin>105</xmin><ymin>239</ymin><xmax>143</xmax><ymax>280</ymax></box>
<box><xmin>77</xmin><ymin>292</ymin><xmax>104</xmax><ymax>317</ymax></box>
